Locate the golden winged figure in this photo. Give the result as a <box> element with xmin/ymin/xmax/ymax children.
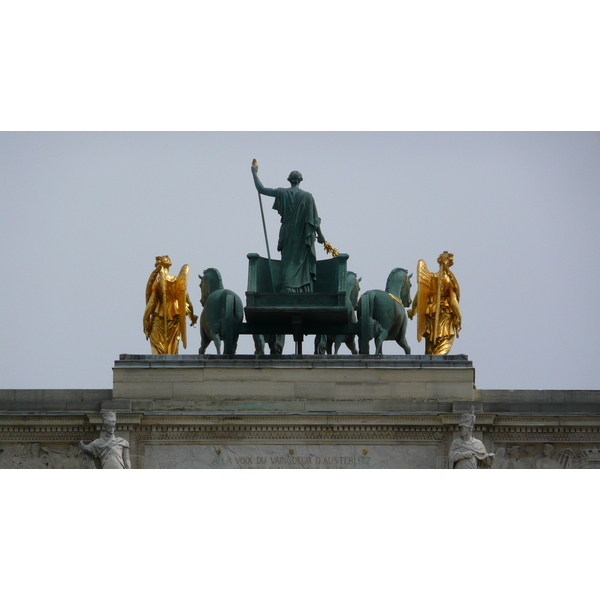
<box><xmin>143</xmin><ymin>255</ymin><xmax>198</xmax><ymax>354</ymax></box>
<box><xmin>407</xmin><ymin>251</ymin><xmax>461</xmax><ymax>355</ymax></box>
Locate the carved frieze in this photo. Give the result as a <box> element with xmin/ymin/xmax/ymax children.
<box><xmin>0</xmin><ymin>442</ymin><xmax>95</xmax><ymax>468</ymax></box>
<box><xmin>491</xmin><ymin>442</ymin><xmax>600</xmax><ymax>469</ymax></box>
<box><xmin>2</xmin><ymin>412</ymin><xmax>600</xmax><ymax>468</ymax></box>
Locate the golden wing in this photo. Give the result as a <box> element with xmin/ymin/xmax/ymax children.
<box><xmin>145</xmin><ymin>267</ymin><xmax>160</xmax><ymax>304</ymax></box>
<box><xmin>416</xmin><ymin>259</ymin><xmax>435</xmax><ymax>342</ymax></box>
<box><xmin>173</xmin><ymin>264</ymin><xmax>190</xmax><ymax>349</ymax></box>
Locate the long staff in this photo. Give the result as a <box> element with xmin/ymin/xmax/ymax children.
<box><xmin>252</xmin><ymin>159</ymin><xmax>276</xmax><ymax>292</ymax></box>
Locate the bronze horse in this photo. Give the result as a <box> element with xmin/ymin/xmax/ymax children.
<box><xmin>357</xmin><ymin>268</ymin><xmax>412</xmax><ymax>355</ymax></box>
<box><xmin>314</xmin><ymin>270</ymin><xmax>361</xmax><ymax>354</ymax></box>
<box><xmin>198</xmin><ymin>268</ymin><xmax>243</xmax><ymax>355</ymax></box>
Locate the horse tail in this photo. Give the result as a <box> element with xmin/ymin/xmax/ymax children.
<box><xmin>215</xmin><ymin>290</ymin><xmax>231</xmax><ymax>335</ymax></box>
<box><xmin>370</xmin><ymin>293</ymin><xmax>384</xmax><ymax>339</ymax></box>
<box><xmin>358</xmin><ymin>292</ymin><xmax>378</xmax><ymax>340</ymax></box>
<box><xmin>219</xmin><ymin>290</ymin><xmax>242</xmax><ymax>354</ymax></box>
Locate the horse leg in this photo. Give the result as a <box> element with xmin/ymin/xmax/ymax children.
<box><xmin>396</xmin><ymin>315</ymin><xmax>411</xmax><ymax>355</ymax></box>
<box><xmin>274</xmin><ymin>334</ymin><xmax>285</xmax><ymax>354</ymax></box>
<box><xmin>199</xmin><ymin>328</ymin><xmax>210</xmax><ymax>355</ymax></box>
<box><xmin>314</xmin><ymin>334</ymin><xmax>327</xmax><ymax>355</ymax></box>
<box><xmin>333</xmin><ymin>335</ymin><xmax>343</xmax><ymax>355</ymax></box>
<box><xmin>212</xmin><ymin>332</ymin><xmax>222</xmax><ymax>355</ymax></box>
<box><xmin>267</xmin><ymin>334</ymin><xmax>285</xmax><ymax>354</ymax></box>
<box><xmin>357</xmin><ymin>294</ymin><xmax>374</xmax><ymax>355</ymax></box>
<box><xmin>223</xmin><ymin>294</ymin><xmax>234</xmax><ymax>355</ymax></box>
<box><xmin>346</xmin><ymin>335</ymin><xmax>358</xmax><ymax>354</ymax></box>
<box><xmin>253</xmin><ymin>334</ymin><xmax>265</xmax><ymax>356</ymax></box>
<box><xmin>374</xmin><ymin>322</ymin><xmax>387</xmax><ymax>355</ymax></box>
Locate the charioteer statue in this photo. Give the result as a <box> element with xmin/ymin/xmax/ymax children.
<box><xmin>251</xmin><ymin>160</ymin><xmax>336</xmax><ymax>293</ymax></box>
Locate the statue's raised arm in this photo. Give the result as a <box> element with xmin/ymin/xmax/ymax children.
<box><xmin>251</xmin><ymin>160</ymin><xmax>277</xmax><ymax>197</ymax></box>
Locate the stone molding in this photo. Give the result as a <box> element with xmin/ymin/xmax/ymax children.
<box><xmin>116</xmin><ymin>354</ymin><xmax>474</xmax><ymax>369</ymax></box>
<box><xmin>113</xmin><ymin>355</ymin><xmax>476</xmax><ymax>410</ymax></box>
<box><xmin>2</xmin><ymin>410</ymin><xmax>600</xmax><ymax>468</ymax></box>
<box><xmin>1</xmin><ymin>356</ymin><xmax>599</xmax><ymax>468</ymax></box>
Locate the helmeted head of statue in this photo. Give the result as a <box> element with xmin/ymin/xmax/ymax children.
<box><xmin>102</xmin><ymin>411</ymin><xmax>117</xmax><ymax>424</ymax></box>
<box><xmin>287</xmin><ymin>170</ymin><xmax>303</xmax><ymax>183</ymax></box>
<box><xmin>102</xmin><ymin>411</ymin><xmax>117</xmax><ymax>434</ymax></box>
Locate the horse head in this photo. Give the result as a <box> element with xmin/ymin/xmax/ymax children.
<box><xmin>385</xmin><ymin>268</ymin><xmax>412</xmax><ymax>308</ymax></box>
<box><xmin>346</xmin><ymin>271</ymin><xmax>361</xmax><ymax>311</ymax></box>
<box><xmin>198</xmin><ymin>267</ymin><xmax>224</xmax><ymax>306</ymax></box>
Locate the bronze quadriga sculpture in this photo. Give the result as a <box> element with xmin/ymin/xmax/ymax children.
<box><xmin>243</xmin><ymin>253</ymin><xmax>352</xmax><ymax>354</ymax></box>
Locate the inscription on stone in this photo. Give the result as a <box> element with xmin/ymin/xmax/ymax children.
<box><xmin>143</xmin><ymin>444</ymin><xmax>440</xmax><ymax>469</ymax></box>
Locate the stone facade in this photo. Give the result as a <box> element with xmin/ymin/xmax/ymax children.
<box><xmin>1</xmin><ymin>355</ymin><xmax>599</xmax><ymax>468</ymax></box>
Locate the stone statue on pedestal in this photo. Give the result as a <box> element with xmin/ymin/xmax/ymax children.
<box><xmin>448</xmin><ymin>407</ymin><xmax>494</xmax><ymax>469</ymax></box>
<box><xmin>79</xmin><ymin>412</ymin><xmax>131</xmax><ymax>469</ymax></box>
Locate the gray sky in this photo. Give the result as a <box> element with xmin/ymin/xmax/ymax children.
<box><xmin>1</xmin><ymin>131</ymin><xmax>599</xmax><ymax>390</ymax></box>
<box><xmin>3</xmin><ymin>6</ymin><xmax>599</xmax><ymax>600</ymax></box>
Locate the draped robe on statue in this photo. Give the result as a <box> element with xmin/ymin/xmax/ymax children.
<box><xmin>448</xmin><ymin>436</ymin><xmax>493</xmax><ymax>469</ymax></box>
<box><xmin>85</xmin><ymin>435</ymin><xmax>130</xmax><ymax>469</ymax></box>
<box><xmin>273</xmin><ymin>188</ymin><xmax>321</xmax><ymax>292</ymax></box>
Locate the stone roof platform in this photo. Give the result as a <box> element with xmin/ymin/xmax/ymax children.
<box><xmin>112</xmin><ymin>354</ymin><xmax>475</xmax><ymax>414</ymax></box>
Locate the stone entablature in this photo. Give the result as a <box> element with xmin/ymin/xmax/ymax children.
<box><xmin>1</xmin><ymin>410</ymin><xmax>600</xmax><ymax>469</ymax></box>
<box><xmin>1</xmin><ymin>356</ymin><xmax>599</xmax><ymax>468</ymax></box>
